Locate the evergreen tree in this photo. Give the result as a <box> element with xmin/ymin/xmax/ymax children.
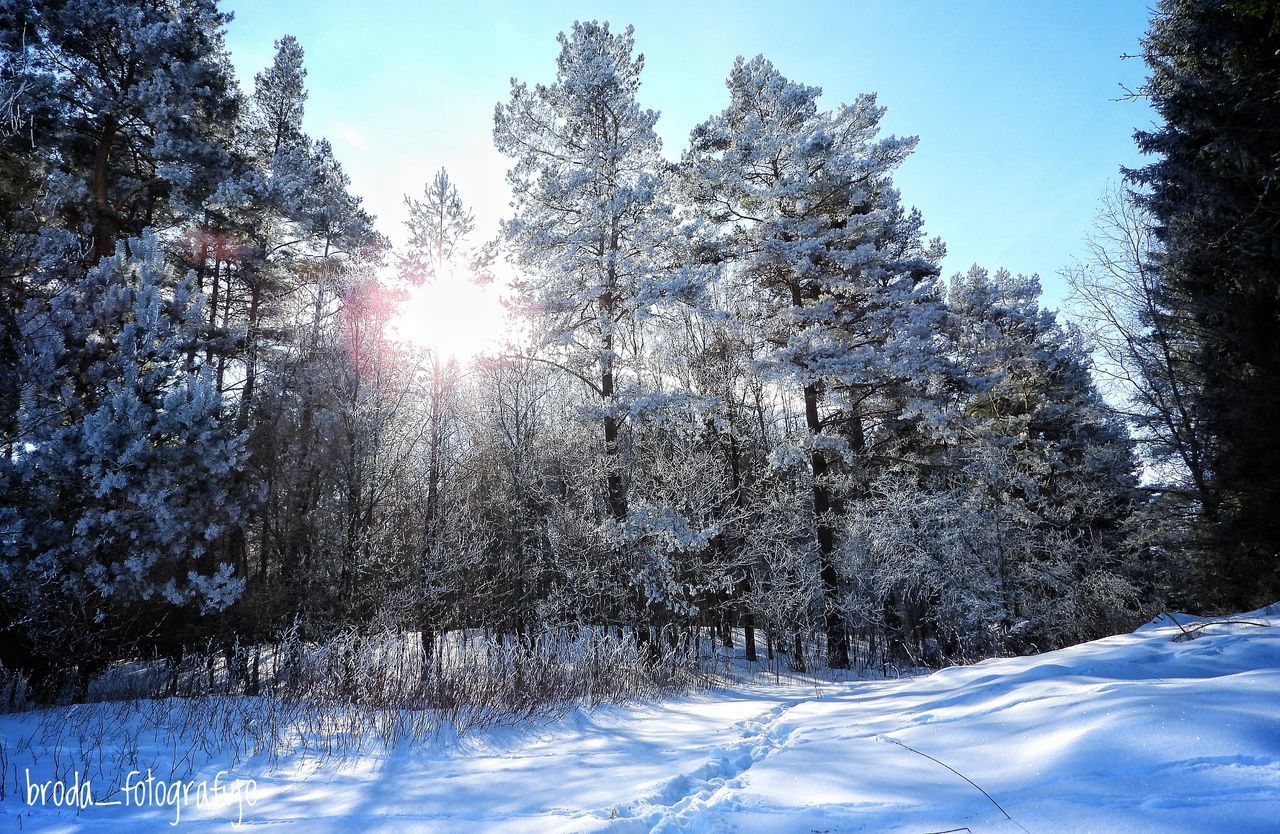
<box><xmin>947</xmin><ymin>266</ymin><xmax>1140</xmax><ymax>645</ymax></box>
<box><xmin>399</xmin><ymin>168</ymin><xmax>494</xmax><ymax>549</ymax></box>
<box><xmin>0</xmin><ymin>20</ymin><xmax>44</xmax><ymax>448</ymax></box>
<box><xmin>683</xmin><ymin>55</ymin><xmax>948</xmax><ymax>667</ymax></box>
<box><xmin>0</xmin><ymin>0</ymin><xmax>241</xmax><ymax>477</ymax></box>
<box><xmin>0</xmin><ymin>233</ymin><xmax>250</xmax><ymax>698</ymax></box>
<box><xmin>493</xmin><ymin>20</ymin><xmax>692</xmax><ymax>526</ymax></box>
<box><xmin>1130</xmin><ymin>0</ymin><xmax>1280</xmax><ymax>607</ymax></box>
<box><xmin>0</xmin><ymin>0</ymin><xmax>240</xmax><ymax>263</ymax></box>
<box><xmin>247</xmin><ymin>35</ymin><xmax>307</xmax><ymax>159</ymax></box>
<box><xmin>397</xmin><ymin>168</ymin><xmax>495</xmax><ymax>650</ymax></box>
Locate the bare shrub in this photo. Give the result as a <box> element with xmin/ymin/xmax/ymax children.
<box><xmin>0</xmin><ymin>625</ymin><xmax>711</xmax><ymax>799</ymax></box>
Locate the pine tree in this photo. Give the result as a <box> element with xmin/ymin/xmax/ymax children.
<box><xmin>0</xmin><ymin>0</ymin><xmax>240</xmax><ymax>263</ymax></box>
<box><xmin>683</xmin><ymin>56</ymin><xmax>947</xmax><ymax>668</ymax></box>
<box><xmin>1129</xmin><ymin>0</ymin><xmax>1280</xmax><ymax>607</ymax></box>
<box><xmin>0</xmin><ymin>233</ymin><xmax>250</xmax><ymax>698</ymax></box>
<box><xmin>247</xmin><ymin>35</ymin><xmax>307</xmax><ymax>159</ymax></box>
<box><xmin>1</xmin><ymin>0</ymin><xmax>241</xmax><ymax>474</ymax></box>
<box><xmin>0</xmin><ymin>20</ymin><xmax>45</xmax><ymax>448</ymax></box>
<box><xmin>494</xmin><ymin>21</ymin><xmax>691</xmax><ymax>526</ymax></box>
<box><xmin>399</xmin><ymin>168</ymin><xmax>494</xmax><ymax>546</ymax></box>
<box><xmin>397</xmin><ymin>168</ymin><xmax>495</xmax><ymax>650</ymax></box>
<box><xmin>945</xmin><ymin>266</ymin><xmax>1140</xmax><ymax>646</ymax></box>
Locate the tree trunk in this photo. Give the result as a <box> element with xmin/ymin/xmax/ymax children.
<box><xmin>237</xmin><ymin>277</ymin><xmax>263</xmax><ymax>432</ymax></box>
<box><xmin>792</xmin><ymin>632</ymin><xmax>807</xmax><ymax>673</ymax></box>
<box><xmin>90</xmin><ymin>116</ymin><xmax>119</xmax><ymax>263</ymax></box>
<box><xmin>216</xmin><ymin>261</ymin><xmax>232</xmax><ymax>393</ymax></box>
<box><xmin>425</xmin><ymin>350</ymin><xmax>444</xmax><ymax>544</ymax></box>
<box><xmin>601</xmin><ymin>357</ymin><xmax>626</xmax><ymax>521</ymax></box>
<box><xmin>804</xmin><ymin>381</ymin><xmax>850</xmax><ymax>669</ymax></box>
<box><xmin>421</xmin><ymin>628</ymin><xmax>435</xmax><ymax>668</ymax></box>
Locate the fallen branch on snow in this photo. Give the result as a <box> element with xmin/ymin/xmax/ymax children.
<box><xmin>1166</xmin><ymin>615</ymin><xmax>1268</xmax><ymax>642</ymax></box>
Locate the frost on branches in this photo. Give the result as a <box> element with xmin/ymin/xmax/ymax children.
<box><xmin>842</xmin><ymin>266</ymin><xmax>1141</xmax><ymax>657</ymax></box>
<box><xmin>683</xmin><ymin>55</ymin><xmax>950</xmax><ymax>667</ymax></box>
<box><xmin>495</xmin><ymin>20</ymin><xmax>702</xmax><ymax>524</ymax></box>
<box><xmin>1</xmin><ymin>234</ymin><xmax>251</xmax><ymax>692</ymax></box>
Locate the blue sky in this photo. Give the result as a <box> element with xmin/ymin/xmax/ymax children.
<box><xmin>223</xmin><ymin>0</ymin><xmax>1155</xmax><ymax>308</ymax></box>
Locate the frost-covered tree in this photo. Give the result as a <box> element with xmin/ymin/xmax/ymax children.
<box><xmin>840</xmin><ymin>268</ymin><xmax>1141</xmax><ymax>661</ymax></box>
<box><xmin>400</xmin><ymin>167</ymin><xmax>495</xmax><ymax>288</ymax></box>
<box><xmin>206</xmin><ymin>32</ymin><xmax>381</xmax><ymax>420</ymax></box>
<box><xmin>0</xmin><ymin>0</ymin><xmax>241</xmax><ymax>480</ymax></box>
<box><xmin>945</xmin><ymin>266</ymin><xmax>1138</xmax><ymax>647</ymax></box>
<box><xmin>0</xmin><ymin>21</ymin><xmax>43</xmax><ymax>447</ymax></box>
<box><xmin>1066</xmin><ymin>187</ymin><xmax>1208</xmax><ymax>607</ymax></box>
<box><xmin>192</xmin><ymin>35</ymin><xmax>382</xmax><ymax>622</ymax></box>
<box><xmin>0</xmin><ymin>233</ymin><xmax>251</xmax><ymax>698</ymax></box>
<box><xmin>240</xmin><ymin>265</ymin><xmax>427</xmax><ymax>635</ymax></box>
<box><xmin>246</xmin><ymin>34</ymin><xmax>306</xmax><ymax>159</ymax></box>
<box><xmin>399</xmin><ymin>168</ymin><xmax>494</xmax><ymax>548</ymax></box>
<box><xmin>683</xmin><ymin>56</ymin><xmax>948</xmax><ymax>667</ymax></box>
<box><xmin>494</xmin><ymin>20</ymin><xmax>692</xmax><ymax>525</ymax></box>
<box><xmin>0</xmin><ymin>0</ymin><xmax>240</xmax><ymax>263</ymax></box>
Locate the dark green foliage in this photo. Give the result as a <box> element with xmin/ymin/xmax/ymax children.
<box><xmin>0</xmin><ymin>0</ymin><xmax>240</xmax><ymax>262</ymax></box>
<box><xmin>1129</xmin><ymin>0</ymin><xmax>1280</xmax><ymax>607</ymax></box>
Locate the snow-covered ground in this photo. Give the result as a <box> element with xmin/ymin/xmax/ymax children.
<box><xmin>4</xmin><ymin>608</ymin><xmax>1279</xmax><ymax>832</ymax></box>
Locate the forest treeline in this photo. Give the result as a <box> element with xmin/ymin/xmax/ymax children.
<box><xmin>0</xmin><ymin>0</ymin><xmax>1276</xmax><ymax>702</ymax></box>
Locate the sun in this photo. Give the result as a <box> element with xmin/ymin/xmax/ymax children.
<box><xmin>387</xmin><ymin>273</ymin><xmax>507</xmax><ymax>360</ymax></box>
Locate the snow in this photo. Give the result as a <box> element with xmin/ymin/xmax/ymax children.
<box><xmin>4</xmin><ymin>608</ymin><xmax>1279</xmax><ymax>832</ymax></box>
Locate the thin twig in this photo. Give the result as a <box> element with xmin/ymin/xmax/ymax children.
<box><xmin>879</xmin><ymin>734</ymin><xmax>1028</xmax><ymax>833</ymax></box>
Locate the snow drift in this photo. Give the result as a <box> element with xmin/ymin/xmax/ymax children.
<box><xmin>3</xmin><ymin>607</ymin><xmax>1278</xmax><ymax>832</ymax></box>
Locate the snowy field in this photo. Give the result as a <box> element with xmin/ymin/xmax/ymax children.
<box><xmin>4</xmin><ymin>608</ymin><xmax>1279</xmax><ymax>833</ymax></box>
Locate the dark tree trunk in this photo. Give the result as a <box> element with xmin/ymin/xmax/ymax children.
<box><xmin>216</xmin><ymin>261</ymin><xmax>232</xmax><ymax>393</ymax></box>
<box><xmin>90</xmin><ymin>117</ymin><xmax>119</xmax><ymax>263</ymax></box>
<box><xmin>237</xmin><ymin>277</ymin><xmax>263</xmax><ymax>432</ymax></box>
<box><xmin>425</xmin><ymin>351</ymin><xmax>444</xmax><ymax>544</ymax></box>
<box><xmin>601</xmin><ymin>359</ymin><xmax>626</xmax><ymax>521</ymax></box>
<box><xmin>804</xmin><ymin>381</ymin><xmax>850</xmax><ymax>669</ymax></box>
